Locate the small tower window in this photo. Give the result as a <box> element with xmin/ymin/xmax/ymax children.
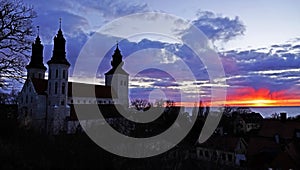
<box><xmin>62</xmin><ymin>83</ymin><xmax>65</xmax><ymax>94</ymax></box>
<box><xmin>63</xmin><ymin>70</ymin><xmax>66</xmax><ymax>79</ymax></box>
<box><xmin>55</xmin><ymin>82</ymin><xmax>58</xmax><ymax>94</ymax></box>
<box><xmin>25</xmin><ymin>95</ymin><xmax>28</xmax><ymax>104</ymax></box>
<box><xmin>56</xmin><ymin>69</ymin><xmax>58</xmax><ymax>78</ymax></box>
<box><xmin>39</xmin><ymin>73</ymin><xmax>42</xmax><ymax>79</ymax></box>
<box><xmin>120</xmin><ymin>80</ymin><xmax>123</xmax><ymax>85</ymax></box>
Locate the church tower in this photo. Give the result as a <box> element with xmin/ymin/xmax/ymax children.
<box><xmin>105</xmin><ymin>43</ymin><xmax>129</xmax><ymax>107</ymax></box>
<box><xmin>26</xmin><ymin>27</ymin><xmax>46</xmax><ymax>79</ymax></box>
<box><xmin>46</xmin><ymin>19</ymin><xmax>70</xmax><ymax>134</ymax></box>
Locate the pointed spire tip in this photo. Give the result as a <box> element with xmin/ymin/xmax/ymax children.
<box><xmin>59</xmin><ymin>18</ymin><xmax>62</xmax><ymax>30</ymax></box>
<box><xmin>115</xmin><ymin>40</ymin><xmax>120</xmax><ymax>51</ymax></box>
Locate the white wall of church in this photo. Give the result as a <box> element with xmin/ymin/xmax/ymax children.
<box><xmin>105</xmin><ymin>74</ymin><xmax>129</xmax><ymax>107</ymax></box>
<box><xmin>18</xmin><ymin>80</ymin><xmax>47</xmax><ymax>131</ymax></box>
<box><xmin>47</xmin><ymin>64</ymin><xmax>69</xmax><ymax>106</ymax></box>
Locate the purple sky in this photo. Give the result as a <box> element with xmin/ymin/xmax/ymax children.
<box><xmin>21</xmin><ymin>0</ymin><xmax>300</xmax><ymax>104</ymax></box>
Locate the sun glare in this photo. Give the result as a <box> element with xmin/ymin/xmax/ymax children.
<box><xmin>250</xmin><ymin>99</ymin><xmax>275</xmax><ymax>107</ymax></box>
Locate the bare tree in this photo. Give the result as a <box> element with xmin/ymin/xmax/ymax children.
<box><xmin>131</xmin><ymin>99</ymin><xmax>151</xmax><ymax>111</ymax></box>
<box><xmin>271</xmin><ymin>112</ymin><xmax>279</xmax><ymax>119</ymax></box>
<box><xmin>0</xmin><ymin>89</ymin><xmax>18</xmax><ymax>104</ymax></box>
<box><xmin>165</xmin><ymin>99</ymin><xmax>175</xmax><ymax>107</ymax></box>
<box><xmin>0</xmin><ymin>0</ymin><xmax>36</xmax><ymax>88</ymax></box>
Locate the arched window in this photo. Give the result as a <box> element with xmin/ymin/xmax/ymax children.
<box><xmin>56</xmin><ymin>69</ymin><xmax>58</xmax><ymax>78</ymax></box>
<box><xmin>55</xmin><ymin>82</ymin><xmax>58</xmax><ymax>94</ymax></box>
<box><xmin>62</xmin><ymin>83</ymin><xmax>65</xmax><ymax>94</ymax></box>
<box><xmin>63</xmin><ymin>70</ymin><xmax>66</xmax><ymax>79</ymax></box>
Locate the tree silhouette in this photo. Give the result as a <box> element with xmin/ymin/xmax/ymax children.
<box><xmin>131</xmin><ymin>99</ymin><xmax>151</xmax><ymax>111</ymax></box>
<box><xmin>0</xmin><ymin>0</ymin><xmax>36</xmax><ymax>88</ymax></box>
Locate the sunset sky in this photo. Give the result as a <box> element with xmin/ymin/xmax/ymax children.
<box><xmin>22</xmin><ymin>0</ymin><xmax>300</xmax><ymax>107</ymax></box>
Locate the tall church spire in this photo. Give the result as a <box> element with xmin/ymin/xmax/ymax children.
<box><xmin>104</xmin><ymin>42</ymin><xmax>129</xmax><ymax>107</ymax></box>
<box><xmin>47</xmin><ymin>18</ymin><xmax>70</xmax><ymax>66</ymax></box>
<box><xmin>111</xmin><ymin>41</ymin><xmax>123</xmax><ymax>68</ymax></box>
<box><xmin>46</xmin><ymin>18</ymin><xmax>70</xmax><ymax>134</ymax></box>
<box><xmin>26</xmin><ymin>26</ymin><xmax>46</xmax><ymax>71</ymax></box>
<box><xmin>26</xmin><ymin>26</ymin><xmax>46</xmax><ymax>79</ymax></box>
<box><xmin>105</xmin><ymin>43</ymin><xmax>128</xmax><ymax>75</ymax></box>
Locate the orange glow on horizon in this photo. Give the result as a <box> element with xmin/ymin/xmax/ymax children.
<box><xmin>173</xmin><ymin>87</ymin><xmax>300</xmax><ymax>107</ymax></box>
<box><xmin>224</xmin><ymin>87</ymin><xmax>300</xmax><ymax>107</ymax></box>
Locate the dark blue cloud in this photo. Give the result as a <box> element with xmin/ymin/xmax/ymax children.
<box><xmin>222</xmin><ymin>40</ymin><xmax>300</xmax><ymax>93</ymax></box>
<box><xmin>192</xmin><ymin>11</ymin><xmax>246</xmax><ymax>42</ymax></box>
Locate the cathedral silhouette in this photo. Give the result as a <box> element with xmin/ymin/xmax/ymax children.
<box><xmin>18</xmin><ymin>21</ymin><xmax>129</xmax><ymax>134</ymax></box>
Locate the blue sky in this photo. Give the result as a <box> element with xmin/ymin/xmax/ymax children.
<box><xmin>24</xmin><ymin>0</ymin><xmax>300</xmax><ymax>50</ymax></box>
<box><xmin>22</xmin><ymin>0</ymin><xmax>300</xmax><ymax>105</ymax></box>
<box><xmin>144</xmin><ymin>0</ymin><xmax>300</xmax><ymax>50</ymax></box>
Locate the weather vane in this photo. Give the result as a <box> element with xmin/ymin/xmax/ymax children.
<box><xmin>59</xmin><ymin>18</ymin><xmax>62</xmax><ymax>29</ymax></box>
<box><xmin>37</xmin><ymin>26</ymin><xmax>40</xmax><ymax>36</ymax></box>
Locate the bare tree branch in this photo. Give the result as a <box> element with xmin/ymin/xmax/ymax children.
<box><xmin>0</xmin><ymin>0</ymin><xmax>36</xmax><ymax>88</ymax></box>
<box><xmin>131</xmin><ymin>99</ymin><xmax>152</xmax><ymax>111</ymax></box>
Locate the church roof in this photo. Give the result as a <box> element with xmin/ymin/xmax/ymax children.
<box><xmin>196</xmin><ymin>135</ymin><xmax>242</xmax><ymax>152</ymax></box>
<box><xmin>258</xmin><ymin>119</ymin><xmax>300</xmax><ymax>139</ymax></box>
<box><xmin>31</xmin><ymin>78</ymin><xmax>48</xmax><ymax>95</ymax></box>
<box><xmin>68</xmin><ymin>82</ymin><xmax>116</xmax><ymax>98</ymax></box>
<box><xmin>30</xmin><ymin>78</ymin><xmax>114</xmax><ymax>98</ymax></box>
<box><xmin>105</xmin><ymin>67</ymin><xmax>129</xmax><ymax>75</ymax></box>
